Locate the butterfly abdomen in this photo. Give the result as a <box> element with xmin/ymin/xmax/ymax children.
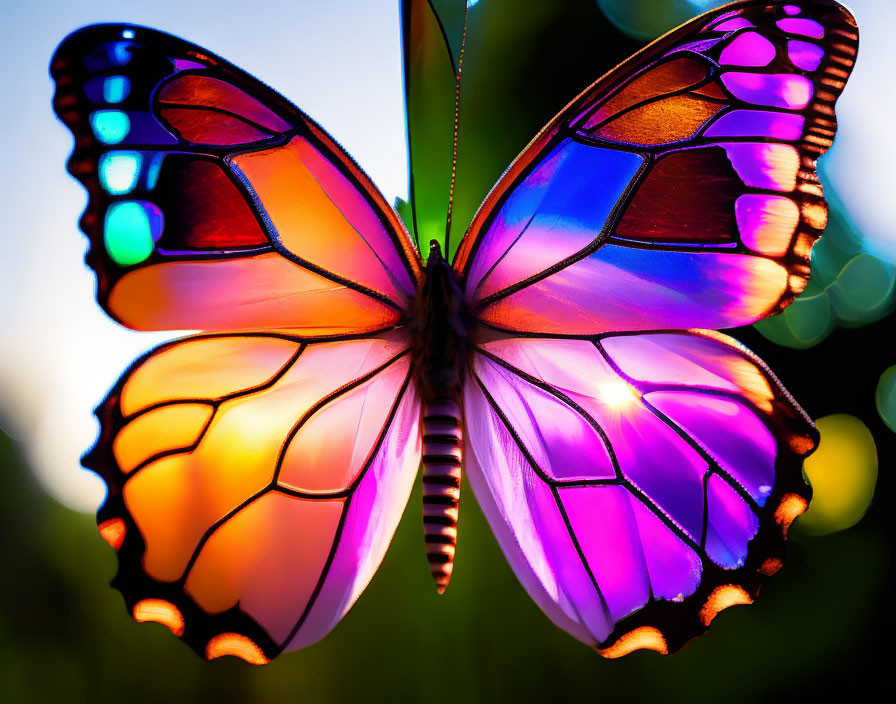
<box><xmin>422</xmin><ymin>398</ymin><xmax>462</xmax><ymax>594</ymax></box>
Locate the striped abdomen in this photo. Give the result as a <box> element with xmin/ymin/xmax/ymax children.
<box><xmin>422</xmin><ymin>398</ymin><xmax>462</xmax><ymax>594</ymax></box>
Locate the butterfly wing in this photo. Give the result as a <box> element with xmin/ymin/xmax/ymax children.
<box><xmin>458</xmin><ymin>0</ymin><xmax>856</xmax><ymax>654</ymax></box>
<box><xmin>454</xmin><ymin>0</ymin><xmax>857</xmax><ymax>336</ymax></box>
<box><xmin>465</xmin><ymin>329</ymin><xmax>814</xmax><ymax>654</ymax></box>
<box><xmin>52</xmin><ymin>24</ymin><xmax>420</xmax><ymax>335</ymax></box>
<box><xmin>54</xmin><ymin>25</ymin><xmax>426</xmax><ymax>662</ymax></box>
<box><xmin>88</xmin><ymin>331</ymin><xmax>421</xmax><ymax>662</ymax></box>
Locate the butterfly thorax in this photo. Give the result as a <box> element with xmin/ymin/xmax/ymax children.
<box><xmin>407</xmin><ymin>240</ymin><xmax>470</xmax><ymax>593</ymax></box>
<box><xmin>408</xmin><ymin>240</ymin><xmax>471</xmax><ymax>403</ymax></box>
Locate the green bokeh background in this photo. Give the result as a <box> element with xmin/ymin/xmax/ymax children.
<box><xmin>1</xmin><ymin>0</ymin><xmax>893</xmax><ymax>701</ymax></box>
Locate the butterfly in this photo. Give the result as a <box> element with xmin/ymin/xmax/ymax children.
<box><xmin>51</xmin><ymin>0</ymin><xmax>857</xmax><ymax>664</ymax></box>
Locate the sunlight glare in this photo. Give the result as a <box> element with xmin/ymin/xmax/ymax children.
<box><xmin>600</xmin><ymin>379</ymin><xmax>639</xmax><ymax>407</ymax></box>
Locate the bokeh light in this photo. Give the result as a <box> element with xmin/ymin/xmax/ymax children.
<box><xmin>754</xmin><ymin>209</ymin><xmax>896</xmax><ymax>348</ymax></box>
<box><xmin>798</xmin><ymin>414</ymin><xmax>878</xmax><ymax>535</ymax></box>
<box><xmin>594</xmin><ymin>0</ymin><xmax>729</xmax><ymax>40</ymax></box>
<box><xmin>753</xmin><ymin>279</ymin><xmax>835</xmax><ymax>349</ymax></box>
<box><xmin>876</xmin><ymin>365</ymin><xmax>896</xmax><ymax>433</ymax></box>
<box><xmin>829</xmin><ymin>253</ymin><xmax>896</xmax><ymax>326</ymax></box>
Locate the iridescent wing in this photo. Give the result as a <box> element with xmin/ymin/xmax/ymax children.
<box><xmin>454</xmin><ymin>0</ymin><xmax>857</xmax><ymax>336</ymax></box>
<box><xmin>465</xmin><ymin>329</ymin><xmax>814</xmax><ymax>655</ymax></box>
<box><xmin>52</xmin><ymin>24</ymin><xmax>420</xmax><ymax>335</ymax></box>
<box><xmin>52</xmin><ymin>25</ymin><xmax>425</xmax><ymax>663</ymax></box>
<box><xmin>457</xmin><ymin>0</ymin><xmax>857</xmax><ymax>654</ymax></box>
<box><xmin>89</xmin><ymin>331</ymin><xmax>420</xmax><ymax>662</ymax></box>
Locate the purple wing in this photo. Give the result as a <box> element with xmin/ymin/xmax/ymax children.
<box><xmin>453</xmin><ymin>0</ymin><xmax>858</xmax><ymax>336</ymax></box>
<box><xmin>464</xmin><ymin>329</ymin><xmax>815</xmax><ymax>655</ymax></box>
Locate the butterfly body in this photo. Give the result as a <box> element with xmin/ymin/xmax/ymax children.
<box><xmin>408</xmin><ymin>241</ymin><xmax>470</xmax><ymax>590</ymax></box>
<box><xmin>51</xmin><ymin>0</ymin><xmax>858</xmax><ymax>663</ymax></box>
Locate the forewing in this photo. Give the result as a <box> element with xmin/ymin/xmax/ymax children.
<box><xmin>464</xmin><ymin>329</ymin><xmax>814</xmax><ymax>655</ymax></box>
<box><xmin>87</xmin><ymin>331</ymin><xmax>421</xmax><ymax>662</ymax></box>
<box><xmin>52</xmin><ymin>24</ymin><xmax>420</xmax><ymax>334</ymax></box>
<box><xmin>454</xmin><ymin>1</ymin><xmax>857</xmax><ymax>335</ymax></box>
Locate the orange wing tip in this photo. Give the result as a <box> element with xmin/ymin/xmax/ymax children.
<box><xmin>205</xmin><ymin>633</ymin><xmax>270</xmax><ymax>665</ymax></box>
<box><xmin>787</xmin><ymin>273</ymin><xmax>808</xmax><ymax>297</ymax></box>
<box><xmin>792</xmin><ymin>232</ymin><xmax>815</xmax><ymax>261</ymax></box>
<box><xmin>98</xmin><ymin>517</ymin><xmax>126</xmax><ymax>551</ymax></box>
<box><xmin>132</xmin><ymin>599</ymin><xmax>185</xmax><ymax>637</ymax></box>
<box><xmin>595</xmin><ymin>626</ymin><xmax>668</xmax><ymax>658</ymax></box>
<box><xmin>699</xmin><ymin>585</ymin><xmax>753</xmax><ymax>627</ymax></box>
<box><xmin>789</xmin><ymin>433</ymin><xmax>817</xmax><ymax>456</ymax></box>
<box><xmin>801</xmin><ymin>202</ymin><xmax>828</xmax><ymax>231</ymax></box>
<box><xmin>775</xmin><ymin>493</ymin><xmax>809</xmax><ymax>537</ymax></box>
<box><xmin>759</xmin><ymin>557</ymin><xmax>783</xmax><ymax>576</ymax></box>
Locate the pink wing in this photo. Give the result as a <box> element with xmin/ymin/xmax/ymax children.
<box><xmin>456</xmin><ymin>0</ymin><xmax>856</xmax><ymax>656</ymax></box>
<box><xmin>453</xmin><ymin>0</ymin><xmax>857</xmax><ymax>336</ymax></box>
<box><xmin>88</xmin><ymin>331</ymin><xmax>420</xmax><ymax>662</ymax></box>
<box><xmin>464</xmin><ymin>330</ymin><xmax>814</xmax><ymax>655</ymax></box>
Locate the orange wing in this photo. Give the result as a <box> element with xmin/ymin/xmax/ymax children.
<box><xmin>89</xmin><ymin>331</ymin><xmax>421</xmax><ymax>662</ymax></box>
<box><xmin>52</xmin><ymin>24</ymin><xmax>420</xmax><ymax>335</ymax></box>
